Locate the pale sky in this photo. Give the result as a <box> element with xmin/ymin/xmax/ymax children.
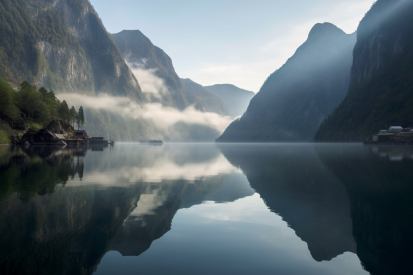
<box><xmin>90</xmin><ymin>0</ymin><xmax>375</xmax><ymax>92</ymax></box>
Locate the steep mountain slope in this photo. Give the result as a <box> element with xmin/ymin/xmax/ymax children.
<box><xmin>315</xmin><ymin>0</ymin><xmax>413</xmax><ymax>142</ymax></box>
<box><xmin>217</xmin><ymin>23</ymin><xmax>356</xmax><ymax>142</ymax></box>
<box><xmin>0</xmin><ymin>1</ymin><xmax>228</xmax><ymax>142</ymax></box>
<box><xmin>112</xmin><ymin>30</ymin><xmax>231</xmax><ymax>116</ymax></box>
<box><xmin>204</xmin><ymin>84</ymin><xmax>255</xmax><ymax>117</ymax></box>
<box><xmin>0</xmin><ymin>0</ymin><xmax>143</xmax><ymax>100</ymax></box>
<box><xmin>181</xmin><ymin>78</ymin><xmax>231</xmax><ymax>115</ymax></box>
<box><xmin>112</xmin><ymin>30</ymin><xmax>188</xmax><ymax>109</ymax></box>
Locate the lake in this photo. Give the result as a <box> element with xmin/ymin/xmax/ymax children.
<box><xmin>0</xmin><ymin>143</ymin><xmax>412</xmax><ymax>275</ymax></box>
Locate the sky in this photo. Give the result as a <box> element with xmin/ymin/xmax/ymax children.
<box><xmin>90</xmin><ymin>0</ymin><xmax>375</xmax><ymax>93</ymax></box>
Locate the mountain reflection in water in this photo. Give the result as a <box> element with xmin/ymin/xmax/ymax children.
<box><xmin>0</xmin><ymin>144</ymin><xmax>412</xmax><ymax>275</ymax></box>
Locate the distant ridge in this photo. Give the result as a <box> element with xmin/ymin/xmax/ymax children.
<box><xmin>204</xmin><ymin>84</ymin><xmax>254</xmax><ymax>117</ymax></box>
<box><xmin>217</xmin><ymin>23</ymin><xmax>356</xmax><ymax>142</ymax></box>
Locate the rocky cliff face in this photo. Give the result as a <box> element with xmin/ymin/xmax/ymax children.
<box><xmin>0</xmin><ymin>0</ymin><xmax>144</xmax><ymax>100</ymax></box>
<box><xmin>204</xmin><ymin>84</ymin><xmax>255</xmax><ymax>117</ymax></box>
<box><xmin>112</xmin><ymin>30</ymin><xmax>230</xmax><ymax>116</ymax></box>
<box><xmin>217</xmin><ymin>23</ymin><xmax>356</xmax><ymax>142</ymax></box>
<box><xmin>315</xmin><ymin>0</ymin><xmax>413</xmax><ymax>142</ymax></box>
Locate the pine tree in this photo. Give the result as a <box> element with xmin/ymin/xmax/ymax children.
<box><xmin>59</xmin><ymin>100</ymin><xmax>70</xmax><ymax>124</ymax></box>
<box><xmin>79</xmin><ymin>106</ymin><xmax>84</xmax><ymax>125</ymax></box>
<box><xmin>39</xmin><ymin>87</ymin><xmax>48</xmax><ymax>101</ymax></box>
<box><xmin>69</xmin><ymin>106</ymin><xmax>77</xmax><ymax>128</ymax></box>
<box><xmin>76</xmin><ymin>106</ymin><xmax>84</xmax><ymax>130</ymax></box>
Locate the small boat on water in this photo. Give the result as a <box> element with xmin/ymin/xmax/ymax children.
<box><xmin>139</xmin><ymin>140</ymin><xmax>163</xmax><ymax>145</ymax></box>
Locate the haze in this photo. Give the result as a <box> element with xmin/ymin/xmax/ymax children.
<box><xmin>90</xmin><ymin>0</ymin><xmax>375</xmax><ymax>92</ymax></box>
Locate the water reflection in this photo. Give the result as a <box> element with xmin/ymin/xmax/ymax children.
<box><xmin>0</xmin><ymin>144</ymin><xmax>253</xmax><ymax>275</ymax></box>
<box><xmin>217</xmin><ymin>144</ymin><xmax>357</xmax><ymax>262</ymax></box>
<box><xmin>0</xmin><ymin>144</ymin><xmax>412</xmax><ymax>275</ymax></box>
<box><xmin>316</xmin><ymin>144</ymin><xmax>413</xmax><ymax>275</ymax></box>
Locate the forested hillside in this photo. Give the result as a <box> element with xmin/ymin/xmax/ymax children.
<box><xmin>0</xmin><ymin>78</ymin><xmax>79</xmax><ymax>143</ymax></box>
<box><xmin>315</xmin><ymin>0</ymin><xmax>413</xmax><ymax>142</ymax></box>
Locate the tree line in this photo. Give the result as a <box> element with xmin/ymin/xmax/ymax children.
<box><xmin>0</xmin><ymin>77</ymin><xmax>84</xmax><ymax>130</ymax></box>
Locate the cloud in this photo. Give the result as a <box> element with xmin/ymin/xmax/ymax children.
<box><xmin>58</xmin><ymin>93</ymin><xmax>233</xmax><ymax>133</ymax></box>
<box><xmin>65</xmin><ymin>144</ymin><xmax>238</xmax><ymax>186</ymax></box>
<box><xmin>120</xmin><ymin>154</ymin><xmax>235</xmax><ymax>183</ymax></box>
<box><xmin>126</xmin><ymin>61</ymin><xmax>169</xmax><ymax>99</ymax></box>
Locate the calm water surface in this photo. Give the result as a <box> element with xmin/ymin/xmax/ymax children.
<box><xmin>0</xmin><ymin>143</ymin><xmax>412</xmax><ymax>275</ymax></box>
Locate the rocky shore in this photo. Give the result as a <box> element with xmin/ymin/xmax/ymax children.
<box><xmin>11</xmin><ymin>120</ymin><xmax>76</xmax><ymax>146</ymax></box>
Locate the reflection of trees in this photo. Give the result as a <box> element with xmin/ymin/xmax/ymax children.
<box><xmin>218</xmin><ymin>144</ymin><xmax>356</xmax><ymax>262</ymax></box>
<box><xmin>0</xmin><ymin>146</ymin><xmax>84</xmax><ymax>202</ymax></box>
<box><xmin>317</xmin><ymin>145</ymin><xmax>413</xmax><ymax>275</ymax></box>
<box><xmin>0</xmin><ymin>145</ymin><xmax>252</xmax><ymax>275</ymax></box>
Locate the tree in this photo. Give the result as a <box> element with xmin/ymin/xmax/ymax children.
<box><xmin>15</xmin><ymin>81</ymin><xmax>38</xmax><ymax>119</ymax></box>
<box><xmin>69</xmin><ymin>106</ymin><xmax>77</xmax><ymax>128</ymax></box>
<box><xmin>76</xmin><ymin>106</ymin><xmax>84</xmax><ymax>130</ymax></box>
<box><xmin>0</xmin><ymin>77</ymin><xmax>19</xmax><ymax>123</ymax></box>
<box><xmin>39</xmin><ymin>87</ymin><xmax>48</xmax><ymax>101</ymax></box>
<box><xmin>59</xmin><ymin>100</ymin><xmax>70</xmax><ymax>124</ymax></box>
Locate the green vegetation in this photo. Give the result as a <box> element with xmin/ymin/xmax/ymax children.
<box><xmin>0</xmin><ymin>129</ymin><xmax>9</xmax><ymax>144</ymax></box>
<box><xmin>76</xmin><ymin>106</ymin><xmax>85</xmax><ymax>130</ymax></box>
<box><xmin>0</xmin><ymin>77</ymin><xmax>80</xmax><ymax>142</ymax></box>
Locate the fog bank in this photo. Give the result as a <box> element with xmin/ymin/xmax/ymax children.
<box><xmin>58</xmin><ymin>93</ymin><xmax>233</xmax><ymax>134</ymax></box>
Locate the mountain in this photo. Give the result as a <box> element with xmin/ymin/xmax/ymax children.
<box><xmin>112</xmin><ymin>30</ymin><xmax>231</xmax><ymax>116</ymax></box>
<box><xmin>204</xmin><ymin>84</ymin><xmax>255</xmax><ymax>117</ymax></box>
<box><xmin>0</xmin><ymin>1</ymin><xmax>229</xmax><ymax>142</ymax></box>
<box><xmin>217</xmin><ymin>23</ymin><xmax>356</xmax><ymax>142</ymax></box>
<box><xmin>0</xmin><ymin>0</ymin><xmax>143</xmax><ymax>100</ymax></box>
<box><xmin>315</xmin><ymin>0</ymin><xmax>413</xmax><ymax>142</ymax></box>
<box><xmin>181</xmin><ymin>78</ymin><xmax>231</xmax><ymax>115</ymax></box>
<box><xmin>111</xmin><ymin>30</ymin><xmax>189</xmax><ymax>110</ymax></box>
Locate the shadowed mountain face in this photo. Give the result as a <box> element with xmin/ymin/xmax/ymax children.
<box><xmin>317</xmin><ymin>145</ymin><xmax>413</xmax><ymax>275</ymax></box>
<box><xmin>217</xmin><ymin>144</ymin><xmax>356</xmax><ymax>262</ymax></box>
<box><xmin>0</xmin><ymin>145</ymin><xmax>253</xmax><ymax>274</ymax></box>
<box><xmin>0</xmin><ymin>0</ymin><xmax>143</xmax><ymax>99</ymax></box>
<box><xmin>217</xmin><ymin>23</ymin><xmax>356</xmax><ymax>142</ymax></box>
<box><xmin>112</xmin><ymin>30</ymin><xmax>230</xmax><ymax>116</ymax></box>
<box><xmin>204</xmin><ymin>84</ymin><xmax>255</xmax><ymax>117</ymax></box>
<box><xmin>315</xmin><ymin>0</ymin><xmax>413</xmax><ymax>142</ymax></box>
